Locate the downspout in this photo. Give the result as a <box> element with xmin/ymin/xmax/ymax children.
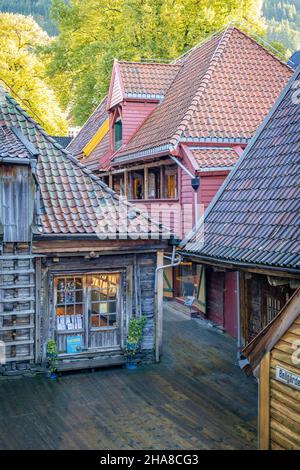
<box><xmin>170</xmin><ymin>155</ymin><xmax>200</xmax><ymax>226</ymax></box>
<box><xmin>154</xmin><ymin>244</ymin><xmax>182</xmax><ymax>362</ymax></box>
<box><xmin>237</xmin><ymin>271</ymin><xmax>241</xmax><ymax>360</ymax></box>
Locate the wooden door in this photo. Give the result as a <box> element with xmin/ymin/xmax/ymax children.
<box><xmin>224</xmin><ymin>271</ymin><xmax>238</xmax><ymax>338</ymax></box>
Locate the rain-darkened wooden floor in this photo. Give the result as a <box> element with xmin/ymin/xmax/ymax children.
<box><xmin>0</xmin><ymin>305</ymin><xmax>257</xmax><ymax>449</ymax></box>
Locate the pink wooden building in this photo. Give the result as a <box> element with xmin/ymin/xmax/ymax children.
<box><xmin>68</xmin><ymin>26</ymin><xmax>292</xmax><ymax>336</ymax></box>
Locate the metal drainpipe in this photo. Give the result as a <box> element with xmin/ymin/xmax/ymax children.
<box><xmin>236</xmin><ymin>271</ymin><xmax>241</xmax><ymax>360</ymax></box>
<box><xmin>170</xmin><ymin>155</ymin><xmax>200</xmax><ymax>226</ymax></box>
<box><xmin>154</xmin><ymin>245</ymin><xmax>182</xmax><ymax>362</ymax></box>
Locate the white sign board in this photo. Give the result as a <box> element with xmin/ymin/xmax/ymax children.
<box><xmin>275</xmin><ymin>366</ymin><xmax>300</xmax><ymax>391</ymax></box>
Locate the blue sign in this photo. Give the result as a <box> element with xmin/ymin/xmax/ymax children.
<box><xmin>66</xmin><ymin>335</ymin><xmax>83</xmax><ymax>354</ymax></box>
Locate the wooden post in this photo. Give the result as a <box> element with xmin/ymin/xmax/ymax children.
<box><xmin>108</xmin><ymin>173</ymin><xmax>113</xmax><ymax>190</ymax></box>
<box><xmin>35</xmin><ymin>257</ymin><xmax>42</xmax><ymax>363</ymax></box>
<box><xmin>144</xmin><ymin>166</ymin><xmax>149</xmax><ymax>200</ymax></box>
<box><xmin>259</xmin><ymin>352</ymin><xmax>270</xmax><ymax>450</ymax></box>
<box><xmin>124</xmin><ymin>170</ymin><xmax>128</xmax><ymax>198</ymax></box>
<box><xmin>156</xmin><ymin>251</ymin><xmax>164</xmax><ymax>361</ymax></box>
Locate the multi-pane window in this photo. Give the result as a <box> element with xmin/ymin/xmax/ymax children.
<box><xmin>148</xmin><ymin>167</ymin><xmax>161</xmax><ymax>199</ymax></box>
<box><xmin>114</xmin><ymin>118</ymin><xmax>123</xmax><ymax>150</ymax></box>
<box><xmin>129</xmin><ymin>169</ymin><xmax>144</xmax><ymax>199</ymax></box>
<box><xmin>164</xmin><ymin>165</ymin><xmax>178</xmax><ymax>199</ymax></box>
<box><xmin>55</xmin><ymin>276</ymin><xmax>84</xmax><ymax>331</ymax></box>
<box><xmin>266</xmin><ymin>295</ymin><xmax>281</xmax><ymax>323</ymax></box>
<box><xmin>90</xmin><ymin>274</ymin><xmax>120</xmax><ymax>328</ymax></box>
<box><xmin>112</xmin><ymin>173</ymin><xmax>125</xmax><ymax>195</ymax></box>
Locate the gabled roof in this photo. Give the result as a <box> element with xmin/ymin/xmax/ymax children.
<box><xmin>0</xmin><ymin>87</ymin><xmax>168</xmax><ymax>238</ymax></box>
<box><xmin>180</xmin><ymin>66</ymin><xmax>300</xmax><ymax>271</ymax></box>
<box><xmin>243</xmin><ymin>288</ymin><xmax>300</xmax><ymax>373</ymax></box>
<box><xmin>117</xmin><ymin>61</ymin><xmax>180</xmax><ymax>99</ymax></box>
<box><xmin>190</xmin><ymin>147</ymin><xmax>240</xmax><ymax>171</ymax></box>
<box><xmin>52</xmin><ymin>136</ymin><xmax>73</xmax><ymax>148</ymax></box>
<box><xmin>113</xmin><ymin>27</ymin><xmax>292</xmax><ymax>163</ymax></box>
<box><xmin>67</xmin><ymin>96</ymin><xmax>108</xmax><ymax>157</ymax></box>
<box><xmin>0</xmin><ymin>124</ymin><xmax>31</xmax><ymax>162</ymax></box>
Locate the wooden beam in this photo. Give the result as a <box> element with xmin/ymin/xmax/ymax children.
<box><xmin>259</xmin><ymin>352</ymin><xmax>270</xmax><ymax>450</ymax></box>
<box><xmin>144</xmin><ymin>166</ymin><xmax>149</xmax><ymax>200</ymax></box>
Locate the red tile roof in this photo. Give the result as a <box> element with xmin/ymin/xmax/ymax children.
<box><xmin>118</xmin><ymin>61</ymin><xmax>180</xmax><ymax>98</ymax></box>
<box><xmin>191</xmin><ymin>147</ymin><xmax>240</xmax><ymax>170</ymax></box>
<box><xmin>0</xmin><ymin>87</ymin><xmax>168</xmax><ymax>238</ymax></box>
<box><xmin>67</xmin><ymin>96</ymin><xmax>108</xmax><ymax>157</ymax></box>
<box><xmin>180</xmin><ymin>66</ymin><xmax>300</xmax><ymax>270</ymax></box>
<box><xmin>113</xmin><ymin>27</ymin><xmax>292</xmax><ymax>163</ymax></box>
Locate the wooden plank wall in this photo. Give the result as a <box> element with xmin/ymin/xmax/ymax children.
<box><xmin>269</xmin><ymin>315</ymin><xmax>300</xmax><ymax>450</ymax></box>
<box><xmin>0</xmin><ymin>165</ymin><xmax>35</xmax><ymax>242</ymax></box>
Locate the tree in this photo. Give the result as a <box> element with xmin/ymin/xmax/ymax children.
<box><xmin>45</xmin><ymin>0</ymin><xmax>266</xmax><ymax>125</ymax></box>
<box><xmin>0</xmin><ymin>13</ymin><xmax>67</xmax><ymax>135</ymax></box>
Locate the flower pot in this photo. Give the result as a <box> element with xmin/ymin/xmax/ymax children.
<box><xmin>127</xmin><ymin>342</ymin><xmax>138</xmax><ymax>351</ymax></box>
<box><xmin>49</xmin><ymin>371</ymin><xmax>58</xmax><ymax>380</ymax></box>
<box><xmin>126</xmin><ymin>362</ymin><xmax>137</xmax><ymax>370</ymax></box>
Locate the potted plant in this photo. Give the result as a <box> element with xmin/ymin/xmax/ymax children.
<box><xmin>46</xmin><ymin>339</ymin><xmax>58</xmax><ymax>380</ymax></box>
<box><xmin>125</xmin><ymin>315</ymin><xmax>147</xmax><ymax>370</ymax></box>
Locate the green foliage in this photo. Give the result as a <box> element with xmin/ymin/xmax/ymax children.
<box><xmin>126</xmin><ymin>315</ymin><xmax>147</xmax><ymax>356</ymax></box>
<box><xmin>0</xmin><ymin>0</ymin><xmax>57</xmax><ymax>35</ymax></box>
<box><xmin>45</xmin><ymin>0</ymin><xmax>265</xmax><ymax>125</ymax></box>
<box><xmin>263</xmin><ymin>0</ymin><xmax>300</xmax><ymax>56</ymax></box>
<box><xmin>46</xmin><ymin>339</ymin><xmax>58</xmax><ymax>373</ymax></box>
<box><xmin>0</xmin><ymin>13</ymin><xmax>68</xmax><ymax>135</ymax></box>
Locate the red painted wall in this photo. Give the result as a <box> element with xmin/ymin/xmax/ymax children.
<box><xmin>198</xmin><ymin>174</ymin><xmax>228</xmax><ymax>210</ymax></box>
<box><xmin>122</xmin><ymin>101</ymin><xmax>158</xmax><ymax>144</ymax></box>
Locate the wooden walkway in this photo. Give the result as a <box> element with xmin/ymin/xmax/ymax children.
<box><xmin>0</xmin><ymin>305</ymin><xmax>257</xmax><ymax>449</ymax></box>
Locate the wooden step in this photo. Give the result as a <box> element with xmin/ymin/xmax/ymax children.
<box><xmin>5</xmin><ymin>355</ymin><xmax>34</xmax><ymax>363</ymax></box>
<box><xmin>57</xmin><ymin>355</ymin><xmax>126</xmax><ymax>372</ymax></box>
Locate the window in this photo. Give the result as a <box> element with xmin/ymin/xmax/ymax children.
<box><xmin>129</xmin><ymin>169</ymin><xmax>144</xmax><ymax>199</ymax></box>
<box><xmin>114</xmin><ymin>118</ymin><xmax>123</xmax><ymax>150</ymax></box>
<box><xmin>90</xmin><ymin>274</ymin><xmax>120</xmax><ymax>328</ymax></box>
<box><xmin>148</xmin><ymin>167</ymin><xmax>161</xmax><ymax>199</ymax></box>
<box><xmin>55</xmin><ymin>276</ymin><xmax>84</xmax><ymax>331</ymax></box>
<box><xmin>163</xmin><ymin>165</ymin><xmax>178</xmax><ymax>199</ymax></box>
<box><xmin>266</xmin><ymin>295</ymin><xmax>281</xmax><ymax>323</ymax></box>
<box><xmin>112</xmin><ymin>173</ymin><xmax>124</xmax><ymax>195</ymax></box>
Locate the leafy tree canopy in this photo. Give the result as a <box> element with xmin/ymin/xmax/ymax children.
<box><xmin>0</xmin><ymin>13</ymin><xmax>67</xmax><ymax>134</ymax></box>
<box><xmin>45</xmin><ymin>0</ymin><xmax>266</xmax><ymax>125</ymax></box>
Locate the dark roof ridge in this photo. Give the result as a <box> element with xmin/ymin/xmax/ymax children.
<box><xmin>180</xmin><ymin>63</ymin><xmax>300</xmax><ymax>251</ymax></box>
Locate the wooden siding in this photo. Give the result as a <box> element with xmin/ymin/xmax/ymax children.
<box><xmin>122</xmin><ymin>101</ymin><xmax>157</xmax><ymax>144</ymax></box>
<box><xmin>180</xmin><ymin>168</ymin><xmax>193</xmax><ymax>237</ymax></box>
<box><xmin>0</xmin><ymin>165</ymin><xmax>35</xmax><ymax>242</ymax></box>
<box><xmin>269</xmin><ymin>315</ymin><xmax>300</xmax><ymax>450</ymax></box>
<box><xmin>199</xmin><ymin>174</ymin><xmax>227</xmax><ymax>210</ymax></box>
<box><xmin>110</xmin><ymin>71</ymin><xmax>123</xmax><ymax>109</ymax></box>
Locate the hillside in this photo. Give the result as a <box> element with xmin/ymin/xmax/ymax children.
<box><xmin>263</xmin><ymin>0</ymin><xmax>300</xmax><ymax>53</ymax></box>
<box><xmin>0</xmin><ymin>0</ymin><xmax>57</xmax><ymax>35</ymax></box>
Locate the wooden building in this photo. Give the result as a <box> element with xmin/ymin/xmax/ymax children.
<box><xmin>68</xmin><ymin>26</ymin><xmax>292</xmax><ymax>316</ymax></box>
<box><xmin>0</xmin><ymin>86</ymin><xmax>169</xmax><ymax>374</ymax></box>
<box><xmin>180</xmin><ymin>65</ymin><xmax>300</xmax><ymax>349</ymax></box>
<box><xmin>243</xmin><ymin>289</ymin><xmax>300</xmax><ymax>450</ymax></box>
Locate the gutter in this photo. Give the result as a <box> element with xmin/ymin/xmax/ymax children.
<box><xmin>179</xmin><ymin>250</ymin><xmax>300</xmax><ymax>277</ymax></box>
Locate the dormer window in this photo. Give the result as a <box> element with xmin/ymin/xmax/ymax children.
<box><xmin>114</xmin><ymin>117</ymin><xmax>123</xmax><ymax>151</ymax></box>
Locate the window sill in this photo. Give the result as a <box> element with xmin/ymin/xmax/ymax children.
<box><xmin>128</xmin><ymin>198</ymin><xmax>179</xmax><ymax>203</ymax></box>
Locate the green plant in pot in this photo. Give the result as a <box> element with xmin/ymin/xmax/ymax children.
<box><xmin>46</xmin><ymin>339</ymin><xmax>58</xmax><ymax>379</ymax></box>
<box><xmin>125</xmin><ymin>315</ymin><xmax>147</xmax><ymax>370</ymax></box>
